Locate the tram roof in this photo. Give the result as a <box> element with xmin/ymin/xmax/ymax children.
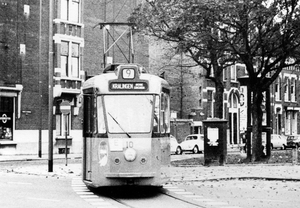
<box><xmin>83</xmin><ymin>67</ymin><xmax>170</xmax><ymax>94</ymax></box>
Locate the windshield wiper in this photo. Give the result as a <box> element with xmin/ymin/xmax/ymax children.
<box><xmin>107</xmin><ymin>112</ymin><xmax>131</xmax><ymax>138</ymax></box>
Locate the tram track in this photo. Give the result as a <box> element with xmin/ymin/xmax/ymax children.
<box><xmin>73</xmin><ymin>178</ymin><xmax>207</xmax><ymax>208</ymax></box>
<box><xmin>94</xmin><ymin>186</ymin><xmax>206</xmax><ymax>208</ymax></box>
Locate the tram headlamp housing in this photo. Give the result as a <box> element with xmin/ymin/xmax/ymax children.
<box><xmin>124</xmin><ymin>148</ymin><xmax>137</xmax><ymax>162</ymax></box>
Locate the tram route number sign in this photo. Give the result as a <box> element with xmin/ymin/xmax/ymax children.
<box><xmin>109</xmin><ymin>81</ymin><xmax>148</xmax><ymax>91</ymax></box>
<box><xmin>60</xmin><ymin>101</ymin><xmax>71</xmax><ymax>115</ymax></box>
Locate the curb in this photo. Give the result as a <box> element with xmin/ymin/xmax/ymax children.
<box><xmin>0</xmin><ymin>155</ymin><xmax>82</xmax><ymax>163</ymax></box>
<box><xmin>171</xmin><ymin>176</ymin><xmax>300</xmax><ymax>182</ymax></box>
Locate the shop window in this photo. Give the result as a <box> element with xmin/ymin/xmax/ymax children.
<box><xmin>0</xmin><ymin>97</ymin><xmax>14</xmax><ymax>140</ymax></box>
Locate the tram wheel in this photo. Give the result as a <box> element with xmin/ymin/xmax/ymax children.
<box><xmin>176</xmin><ymin>146</ymin><xmax>182</xmax><ymax>155</ymax></box>
<box><xmin>193</xmin><ymin>146</ymin><xmax>199</xmax><ymax>154</ymax></box>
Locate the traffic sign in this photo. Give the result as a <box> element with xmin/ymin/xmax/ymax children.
<box><xmin>60</xmin><ymin>101</ymin><xmax>71</xmax><ymax>115</ymax></box>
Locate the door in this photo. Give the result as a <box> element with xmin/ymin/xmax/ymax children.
<box><xmin>83</xmin><ymin>137</ymin><xmax>92</xmax><ymax>181</ymax></box>
<box><xmin>0</xmin><ymin>97</ymin><xmax>14</xmax><ymax>140</ymax></box>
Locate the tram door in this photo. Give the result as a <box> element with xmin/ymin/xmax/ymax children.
<box><xmin>83</xmin><ymin>94</ymin><xmax>94</xmax><ymax>181</ymax></box>
<box><xmin>83</xmin><ymin>138</ymin><xmax>92</xmax><ymax>181</ymax></box>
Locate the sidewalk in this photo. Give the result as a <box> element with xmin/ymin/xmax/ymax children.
<box><xmin>1</xmin><ymin>154</ymin><xmax>300</xmax><ymax>182</ymax></box>
<box><xmin>0</xmin><ymin>153</ymin><xmax>82</xmax><ymax>162</ymax></box>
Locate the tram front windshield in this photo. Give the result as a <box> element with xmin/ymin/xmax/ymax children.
<box><xmin>104</xmin><ymin>95</ymin><xmax>154</xmax><ymax>134</ymax></box>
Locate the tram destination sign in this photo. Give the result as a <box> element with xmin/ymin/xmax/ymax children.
<box><xmin>109</xmin><ymin>81</ymin><xmax>148</xmax><ymax>91</ymax></box>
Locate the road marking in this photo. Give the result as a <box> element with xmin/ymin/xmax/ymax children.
<box><xmin>84</xmin><ymin>198</ymin><xmax>105</xmax><ymax>202</ymax></box>
<box><xmin>72</xmin><ymin>177</ymin><xmax>117</xmax><ymax>207</ymax></box>
<box><xmin>75</xmin><ymin>191</ymin><xmax>94</xmax><ymax>195</ymax></box>
<box><xmin>164</xmin><ymin>184</ymin><xmax>244</xmax><ymax>208</ymax></box>
<box><xmin>79</xmin><ymin>195</ymin><xmax>99</xmax><ymax>198</ymax></box>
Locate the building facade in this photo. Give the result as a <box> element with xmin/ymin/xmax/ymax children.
<box><xmin>0</xmin><ymin>0</ymin><xmax>85</xmax><ymax>155</ymax></box>
<box><xmin>0</xmin><ymin>0</ymin><xmax>148</xmax><ymax>156</ymax></box>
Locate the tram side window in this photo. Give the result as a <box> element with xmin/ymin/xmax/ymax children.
<box><xmin>153</xmin><ymin>95</ymin><xmax>160</xmax><ymax>133</ymax></box>
<box><xmin>97</xmin><ymin>96</ymin><xmax>106</xmax><ymax>134</ymax></box>
<box><xmin>83</xmin><ymin>95</ymin><xmax>94</xmax><ymax>136</ymax></box>
<box><xmin>160</xmin><ymin>92</ymin><xmax>170</xmax><ymax>134</ymax></box>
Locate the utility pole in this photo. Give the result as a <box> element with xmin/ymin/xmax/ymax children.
<box><xmin>48</xmin><ymin>0</ymin><xmax>54</xmax><ymax>172</ymax></box>
<box><xmin>38</xmin><ymin>0</ymin><xmax>42</xmax><ymax>158</ymax></box>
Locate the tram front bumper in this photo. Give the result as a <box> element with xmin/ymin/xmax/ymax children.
<box><xmin>105</xmin><ymin>172</ymin><xmax>156</xmax><ymax>178</ymax></box>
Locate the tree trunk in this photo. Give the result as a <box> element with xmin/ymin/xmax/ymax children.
<box><xmin>251</xmin><ymin>89</ymin><xmax>264</xmax><ymax>161</ymax></box>
<box><xmin>214</xmin><ymin>79</ymin><xmax>224</xmax><ymax>119</ymax></box>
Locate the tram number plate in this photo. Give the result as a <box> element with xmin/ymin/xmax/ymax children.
<box><xmin>109</xmin><ymin>139</ymin><xmax>123</xmax><ymax>151</ymax></box>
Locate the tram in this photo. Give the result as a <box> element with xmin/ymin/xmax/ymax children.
<box><xmin>82</xmin><ymin>63</ymin><xmax>171</xmax><ymax>187</ymax></box>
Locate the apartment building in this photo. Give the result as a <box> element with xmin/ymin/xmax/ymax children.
<box><xmin>0</xmin><ymin>0</ymin><xmax>147</xmax><ymax>155</ymax></box>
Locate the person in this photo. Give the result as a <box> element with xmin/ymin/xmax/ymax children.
<box><xmin>241</xmin><ymin>131</ymin><xmax>247</xmax><ymax>153</ymax></box>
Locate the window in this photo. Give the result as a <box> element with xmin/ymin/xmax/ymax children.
<box><xmin>56</xmin><ymin>113</ymin><xmax>70</xmax><ymax>137</ymax></box>
<box><xmin>284</xmin><ymin>77</ymin><xmax>289</xmax><ymax>101</ymax></box>
<box><xmin>224</xmin><ymin>66</ymin><xmax>229</xmax><ymax>81</ymax></box>
<box><xmin>199</xmin><ymin>86</ymin><xmax>202</xmax><ymax>108</ymax></box>
<box><xmin>230</xmin><ymin>65</ymin><xmax>236</xmax><ymax>81</ymax></box>
<box><xmin>207</xmin><ymin>90</ymin><xmax>214</xmax><ymax>117</ymax></box>
<box><xmin>291</xmin><ymin>78</ymin><xmax>296</xmax><ymax>102</ymax></box>
<box><xmin>160</xmin><ymin>91</ymin><xmax>170</xmax><ymax>134</ymax></box>
<box><xmin>61</xmin><ymin>0</ymin><xmax>80</xmax><ymax>23</ymax></box>
<box><xmin>60</xmin><ymin>41</ymin><xmax>80</xmax><ymax>78</ymax></box>
<box><xmin>236</xmin><ymin>64</ymin><xmax>247</xmax><ymax>75</ymax></box>
<box><xmin>97</xmin><ymin>96</ymin><xmax>106</xmax><ymax>134</ymax></box>
<box><xmin>104</xmin><ymin>95</ymin><xmax>154</xmax><ymax>133</ymax></box>
<box><xmin>275</xmin><ymin>78</ymin><xmax>281</xmax><ymax>101</ymax></box>
<box><xmin>71</xmin><ymin>43</ymin><xmax>79</xmax><ymax>78</ymax></box>
<box><xmin>83</xmin><ymin>94</ymin><xmax>96</xmax><ymax>136</ymax></box>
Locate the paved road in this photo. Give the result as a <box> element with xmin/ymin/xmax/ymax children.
<box><xmin>0</xmin><ymin>172</ymin><xmax>94</xmax><ymax>208</ymax></box>
<box><xmin>1</xmin><ymin>154</ymin><xmax>300</xmax><ymax>208</ymax></box>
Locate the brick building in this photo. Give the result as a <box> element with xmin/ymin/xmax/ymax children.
<box><xmin>0</xmin><ymin>0</ymin><xmax>148</xmax><ymax>156</ymax></box>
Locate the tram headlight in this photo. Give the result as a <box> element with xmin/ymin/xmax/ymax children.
<box><xmin>98</xmin><ymin>141</ymin><xmax>108</xmax><ymax>166</ymax></box>
<box><xmin>124</xmin><ymin>148</ymin><xmax>137</xmax><ymax>162</ymax></box>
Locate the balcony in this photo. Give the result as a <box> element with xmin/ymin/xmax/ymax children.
<box><xmin>54</xmin><ymin>19</ymin><xmax>83</xmax><ymax>38</ymax></box>
<box><xmin>54</xmin><ymin>77</ymin><xmax>82</xmax><ymax>97</ymax></box>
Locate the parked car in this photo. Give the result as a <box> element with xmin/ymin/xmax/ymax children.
<box><xmin>271</xmin><ymin>134</ymin><xmax>287</xmax><ymax>150</ymax></box>
<box><xmin>176</xmin><ymin>134</ymin><xmax>204</xmax><ymax>155</ymax></box>
<box><xmin>287</xmin><ymin>135</ymin><xmax>300</xmax><ymax>149</ymax></box>
<box><xmin>170</xmin><ymin>135</ymin><xmax>179</xmax><ymax>155</ymax></box>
